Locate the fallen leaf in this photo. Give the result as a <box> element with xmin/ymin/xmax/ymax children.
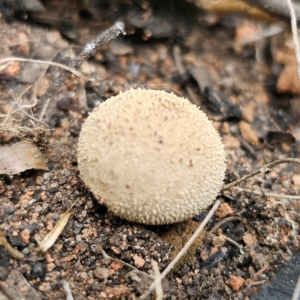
<box><xmin>0</xmin><ymin>141</ymin><xmax>48</xmax><ymax>175</ymax></box>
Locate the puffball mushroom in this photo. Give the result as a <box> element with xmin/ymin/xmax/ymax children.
<box><xmin>77</xmin><ymin>88</ymin><xmax>226</xmax><ymax>225</ymax></box>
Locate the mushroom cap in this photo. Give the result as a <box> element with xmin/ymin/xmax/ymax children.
<box><xmin>77</xmin><ymin>89</ymin><xmax>226</xmax><ymax>225</ymax></box>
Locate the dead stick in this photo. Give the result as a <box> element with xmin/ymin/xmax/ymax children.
<box><xmin>241</xmin><ymin>265</ymin><xmax>269</xmax><ymax>298</ymax></box>
<box><xmin>36</xmin><ymin>22</ymin><xmax>125</xmax><ymax>121</ymax></box>
<box><xmin>223</xmin><ymin>158</ymin><xmax>300</xmax><ymax>190</ymax></box>
<box><xmin>140</xmin><ymin>199</ymin><xmax>221</xmax><ymax>299</ymax></box>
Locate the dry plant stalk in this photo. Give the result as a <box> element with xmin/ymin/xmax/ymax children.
<box><xmin>0</xmin><ymin>58</ymin><xmax>91</xmax><ymax>80</ymax></box>
<box><xmin>233</xmin><ymin>186</ymin><xmax>300</xmax><ymax>200</ymax></box>
<box><xmin>0</xmin><ymin>231</ymin><xmax>24</xmax><ymax>260</ymax></box>
<box><xmin>36</xmin><ymin>22</ymin><xmax>125</xmax><ymax>122</ymax></box>
<box><xmin>62</xmin><ymin>280</ymin><xmax>74</xmax><ymax>300</ymax></box>
<box><xmin>223</xmin><ymin>158</ymin><xmax>300</xmax><ymax>190</ymax></box>
<box><xmin>0</xmin><ymin>22</ymin><xmax>125</xmax><ymax>139</ymax></box>
<box><xmin>151</xmin><ymin>260</ymin><xmax>163</xmax><ymax>300</ymax></box>
<box><xmin>0</xmin><ymin>85</ymin><xmax>47</xmax><ymax>137</ymax></box>
<box><xmin>101</xmin><ymin>247</ymin><xmax>153</xmax><ymax>279</ymax></box>
<box><xmin>140</xmin><ymin>199</ymin><xmax>221</xmax><ymax>299</ymax></box>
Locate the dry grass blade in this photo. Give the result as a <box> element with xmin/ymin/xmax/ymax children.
<box><xmin>0</xmin><ymin>231</ymin><xmax>24</xmax><ymax>260</ymax></box>
<box><xmin>141</xmin><ymin>199</ymin><xmax>221</xmax><ymax>299</ymax></box>
<box><xmin>223</xmin><ymin>158</ymin><xmax>300</xmax><ymax>190</ymax></box>
<box><xmin>233</xmin><ymin>187</ymin><xmax>300</xmax><ymax>200</ymax></box>
<box><xmin>62</xmin><ymin>280</ymin><xmax>74</xmax><ymax>300</ymax></box>
<box><xmin>151</xmin><ymin>260</ymin><xmax>163</xmax><ymax>300</ymax></box>
<box><xmin>100</xmin><ymin>247</ymin><xmax>153</xmax><ymax>279</ymax></box>
<box><xmin>36</xmin><ymin>22</ymin><xmax>125</xmax><ymax>122</ymax></box>
<box><xmin>0</xmin><ymin>57</ymin><xmax>92</xmax><ymax>81</ymax></box>
<box><xmin>35</xmin><ymin>200</ymin><xmax>78</xmax><ymax>252</ymax></box>
<box><xmin>0</xmin><ymin>85</ymin><xmax>49</xmax><ymax>137</ymax></box>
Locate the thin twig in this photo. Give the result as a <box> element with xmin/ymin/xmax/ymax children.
<box><xmin>100</xmin><ymin>247</ymin><xmax>153</xmax><ymax>279</ymax></box>
<box><xmin>287</xmin><ymin>0</ymin><xmax>300</xmax><ymax>83</ymax></box>
<box><xmin>36</xmin><ymin>22</ymin><xmax>125</xmax><ymax>121</ymax></box>
<box><xmin>240</xmin><ymin>265</ymin><xmax>269</xmax><ymax>298</ymax></box>
<box><xmin>292</xmin><ymin>275</ymin><xmax>300</xmax><ymax>300</ymax></box>
<box><xmin>250</xmin><ymin>0</ymin><xmax>300</xmax><ymax>21</ymax></box>
<box><xmin>140</xmin><ymin>199</ymin><xmax>221</xmax><ymax>299</ymax></box>
<box><xmin>0</xmin><ymin>58</ymin><xmax>91</xmax><ymax>80</ymax></box>
<box><xmin>9</xmin><ymin>92</ymin><xmax>48</xmax><ymax>127</ymax></box>
<box><xmin>252</xmin><ymin>280</ymin><xmax>266</xmax><ymax>286</ymax></box>
<box><xmin>205</xmin><ymin>216</ymin><xmax>243</xmax><ymax>242</ymax></box>
<box><xmin>233</xmin><ymin>186</ymin><xmax>300</xmax><ymax>200</ymax></box>
<box><xmin>151</xmin><ymin>260</ymin><xmax>163</xmax><ymax>300</ymax></box>
<box><xmin>0</xmin><ymin>232</ymin><xmax>24</xmax><ymax>260</ymax></box>
<box><xmin>62</xmin><ymin>280</ymin><xmax>74</xmax><ymax>300</ymax></box>
<box><xmin>223</xmin><ymin>236</ymin><xmax>244</xmax><ymax>255</ymax></box>
<box><xmin>223</xmin><ymin>158</ymin><xmax>300</xmax><ymax>190</ymax></box>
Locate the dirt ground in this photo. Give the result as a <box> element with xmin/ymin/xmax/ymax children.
<box><xmin>0</xmin><ymin>1</ymin><xmax>300</xmax><ymax>300</ymax></box>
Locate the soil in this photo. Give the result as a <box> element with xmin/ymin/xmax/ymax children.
<box><xmin>0</xmin><ymin>1</ymin><xmax>300</xmax><ymax>300</ymax></box>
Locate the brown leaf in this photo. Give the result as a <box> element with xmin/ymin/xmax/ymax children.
<box><xmin>0</xmin><ymin>141</ymin><xmax>48</xmax><ymax>175</ymax></box>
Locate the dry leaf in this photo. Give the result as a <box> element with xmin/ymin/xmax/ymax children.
<box><xmin>0</xmin><ymin>141</ymin><xmax>48</xmax><ymax>175</ymax></box>
<box><xmin>35</xmin><ymin>201</ymin><xmax>78</xmax><ymax>252</ymax></box>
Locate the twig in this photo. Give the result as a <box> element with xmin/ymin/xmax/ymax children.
<box><xmin>140</xmin><ymin>199</ymin><xmax>221</xmax><ymax>299</ymax></box>
<box><xmin>268</xmin><ymin>201</ymin><xmax>299</xmax><ymax>230</ymax></box>
<box><xmin>241</xmin><ymin>265</ymin><xmax>269</xmax><ymax>298</ymax></box>
<box><xmin>286</xmin><ymin>0</ymin><xmax>300</xmax><ymax>83</ymax></box>
<box><xmin>100</xmin><ymin>247</ymin><xmax>153</xmax><ymax>279</ymax></box>
<box><xmin>0</xmin><ymin>232</ymin><xmax>24</xmax><ymax>260</ymax></box>
<box><xmin>223</xmin><ymin>236</ymin><xmax>244</xmax><ymax>255</ymax></box>
<box><xmin>292</xmin><ymin>275</ymin><xmax>300</xmax><ymax>300</ymax></box>
<box><xmin>233</xmin><ymin>187</ymin><xmax>300</xmax><ymax>200</ymax></box>
<box><xmin>251</xmin><ymin>280</ymin><xmax>266</xmax><ymax>286</ymax></box>
<box><xmin>62</xmin><ymin>280</ymin><xmax>74</xmax><ymax>300</ymax></box>
<box><xmin>36</xmin><ymin>22</ymin><xmax>125</xmax><ymax>122</ymax></box>
<box><xmin>151</xmin><ymin>260</ymin><xmax>163</xmax><ymax>300</ymax></box>
<box><xmin>205</xmin><ymin>216</ymin><xmax>243</xmax><ymax>242</ymax></box>
<box><xmin>0</xmin><ymin>58</ymin><xmax>91</xmax><ymax>80</ymax></box>
<box><xmin>223</xmin><ymin>158</ymin><xmax>300</xmax><ymax>190</ymax></box>
<box><xmin>9</xmin><ymin>91</ymin><xmax>48</xmax><ymax>127</ymax></box>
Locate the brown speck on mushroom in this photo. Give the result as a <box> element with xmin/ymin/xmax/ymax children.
<box><xmin>77</xmin><ymin>88</ymin><xmax>226</xmax><ymax>225</ymax></box>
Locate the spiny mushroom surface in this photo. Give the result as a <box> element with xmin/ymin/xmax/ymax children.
<box><xmin>77</xmin><ymin>88</ymin><xmax>226</xmax><ymax>225</ymax></box>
